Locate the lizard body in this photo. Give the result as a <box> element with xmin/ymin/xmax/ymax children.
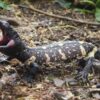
<box><xmin>25</xmin><ymin>41</ymin><xmax>97</xmax><ymax>64</ymax></box>
<box><xmin>0</xmin><ymin>20</ymin><xmax>99</xmax><ymax>82</ymax></box>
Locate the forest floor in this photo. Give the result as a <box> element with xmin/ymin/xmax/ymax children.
<box><xmin>0</xmin><ymin>0</ymin><xmax>100</xmax><ymax>100</ymax></box>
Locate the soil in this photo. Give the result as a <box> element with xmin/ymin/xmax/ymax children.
<box><xmin>0</xmin><ymin>0</ymin><xmax>100</xmax><ymax>100</ymax></box>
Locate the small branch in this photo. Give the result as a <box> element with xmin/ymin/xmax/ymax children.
<box><xmin>19</xmin><ymin>4</ymin><xmax>100</xmax><ymax>26</ymax></box>
<box><xmin>47</xmin><ymin>25</ymin><xmax>54</xmax><ymax>35</ymax></box>
<box><xmin>51</xmin><ymin>25</ymin><xmax>77</xmax><ymax>30</ymax></box>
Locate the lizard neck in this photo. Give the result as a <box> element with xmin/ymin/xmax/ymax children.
<box><xmin>15</xmin><ymin>47</ymin><xmax>33</xmax><ymax>62</ymax></box>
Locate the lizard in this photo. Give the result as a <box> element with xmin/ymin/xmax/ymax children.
<box><xmin>0</xmin><ymin>20</ymin><xmax>99</xmax><ymax>82</ymax></box>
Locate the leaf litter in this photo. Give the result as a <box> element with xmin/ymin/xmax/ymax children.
<box><xmin>0</xmin><ymin>0</ymin><xmax>100</xmax><ymax>100</ymax></box>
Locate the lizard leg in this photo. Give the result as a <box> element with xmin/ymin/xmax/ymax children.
<box><xmin>0</xmin><ymin>56</ymin><xmax>14</xmax><ymax>64</ymax></box>
<box><xmin>92</xmin><ymin>59</ymin><xmax>100</xmax><ymax>87</ymax></box>
<box><xmin>0</xmin><ymin>39</ymin><xmax>15</xmax><ymax>63</ymax></box>
<box><xmin>93</xmin><ymin>59</ymin><xmax>100</xmax><ymax>70</ymax></box>
<box><xmin>29</xmin><ymin>62</ymin><xmax>41</xmax><ymax>76</ymax></box>
<box><xmin>76</xmin><ymin>57</ymin><xmax>94</xmax><ymax>82</ymax></box>
<box><xmin>24</xmin><ymin>62</ymin><xmax>41</xmax><ymax>83</ymax></box>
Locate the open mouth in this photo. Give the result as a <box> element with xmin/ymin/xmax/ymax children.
<box><xmin>0</xmin><ymin>29</ymin><xmax>9</xmax><ymax>45</ymax></box>
<box><xmin>0</xmin><ymin>29</ymin><xmax>3</xmax><ymax>42</ymax></box>
<box><xmin>0</xmin><ymin>21</ymin><xmax>15</xmax><ymax>48</ymax></box>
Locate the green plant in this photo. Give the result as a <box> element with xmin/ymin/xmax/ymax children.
<box><xmin>0</xmin><ymin>1</ymin><xmax>10</xmax><ymax>10</ymax></box>
<box><xmin>55</xmin><ymin>0</ymin><xmax>100</xmax><ymax>22</ymax></box>
<box><xmin>55</xmin><ymin>0</ymin><xmax>72</xmax><ymax>8</ymax></box>
<box><xmin>95</xmin><ymin>0</ymin><xmax>100</xmax><ymax>21</ymax></box>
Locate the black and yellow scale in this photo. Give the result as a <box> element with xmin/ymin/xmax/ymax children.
<box><xmin>25</xmin><ymin>41</ymin><xmax>97</xmax><ymax>64</ymax></box>
<box><xmin>0</xmin><ymin>20</ymin><xmax>99</xmax><ymax>81</ymax></box>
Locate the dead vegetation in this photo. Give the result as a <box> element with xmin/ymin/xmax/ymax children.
<box><xmin>0</xmin><ymin>0</ymin><xmax>100</xmax><ymax>100</ymax></box>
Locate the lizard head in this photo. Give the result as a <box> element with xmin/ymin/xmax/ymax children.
<box><xmin>0</xmin><ymin>20</ymin><xmax>10</xmax><ymax>35</ymax></box>
<box><xmin>0</xmin><ymin>20</ymin><xmax>20</xmax><ymax>45</ymax></box>
<box><xmin>0</xmin><ymin>20</ymin><xmax>9</xmax><ymax>27</ymax></box>
<box><xmin>0</xmin><ymin>20</ymin><xmax>29</xmax><ymax>62</ymax></box>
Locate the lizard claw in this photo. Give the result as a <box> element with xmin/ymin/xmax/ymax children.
<box><xmin>75</xmin><ymin>70</ymin><xmax>89</xmax><ymax>83</ymax></box>
<box><xmin>29</xmin><ymin>63</ymin><xmax>41</xmax><ymax>76</ymax></box>
<box><xmin>23</xmin><ymin>63</ymin><xmax>41</xmax><ymax>84</ymax></box>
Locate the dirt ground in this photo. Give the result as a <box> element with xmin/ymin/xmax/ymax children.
<box><xmin>0</xmin><ymin>0</ymin><xmax>100</xmax><ymax>100</ymax></box>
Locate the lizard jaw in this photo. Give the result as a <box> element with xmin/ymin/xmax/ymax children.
<box><xmin>0</xmin><ymin>21</ymin><xmax>10</xmax><ymax>45</ymax></box>
<box><xmin>0</xmin><ymin>29</ymin><xmax>10</xmax><ymax>45</ymax></box>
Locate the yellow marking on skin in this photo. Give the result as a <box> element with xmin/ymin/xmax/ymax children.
<box><xmin>87</xmin><ymin>47</ymin><xmax>97</xmax><ymax>58</ymax></box>
<box><xmin>80</xmin><ymin>45</ymin><xmax>86</xmax><ymax>56</ymax></box>
<box><xmin>42</xmin><ymin>46</ymin><xmax>47</xmax><ymax>49</ymax></box>
<box><xmin>58</xmin><ymin>49</ymin><xmax>67</xmax><ymax>60</ymax></box>
<box><xmin>79</xmin><ymin>41</ymin><xmax>85</xmax><ymax>44</ymax></box>
<box><xmin>58</xmin><ymin>42</ymin><xmax>63</xmax><ymax>46</ymax></box>
<box><xmin>45</xmin><ymin>53</ymin><xmax>50</xmax><ymax>62</ymax></box>
<box><xmin>73</xmin><ymin>49</ymin><xmax>76</xmax><ymax>52</ymax></box>
<box><xmin>66</xmin><ymin>47</ymin><xmax>69</xmax><ymax>49</ymax></box>
<box><xmin>25</xmin><ymin>56</ymin><xmax>36</xmax><ymax>65</ymax></box>
<box><xmin>68</xmin><ymin>50</ymin><xmax>71</xmax><ymax>54</ymax></box>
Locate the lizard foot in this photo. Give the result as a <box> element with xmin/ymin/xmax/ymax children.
<box><xmin>23</xmin><ymin>63</ymin><xmax>42</xmax><ymax>84</ymax></box>
<box><xmin>29</xmin><ymin>63</ymin><xmax>42</xmax><ymax>76</ymax></box>
<box><xmin>75</xmin><ymin>70</ymin><xmax>89</xmax><ymax>83</ymax></box>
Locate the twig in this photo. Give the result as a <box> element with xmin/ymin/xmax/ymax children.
<box><xmin>89</xmin><ymin>88</ymin><xmax>100</xmax><ymax>93</ymax></box>
<box><xmin>51</xmin><ymin>25</ymin><xmax>77</xmax><ymax>30</ymax></box>
<box><xmin>47</xmin><ymin>25</ymin><xmax>54</xmax><ymax>35</ymax></box>
<box><xmin>19</xmin><ymin>4</ymin><xmax>100</xmax><ymax>26</ymax></box>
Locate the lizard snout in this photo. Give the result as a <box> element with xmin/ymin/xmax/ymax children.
<box><xmin>0</xmin><ymin>20</ymin><xmax>10</xmax><ymax>31</ymax></box>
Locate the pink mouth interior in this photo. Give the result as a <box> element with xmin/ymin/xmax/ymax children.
<box><xmin>0</xmin><ymin>30</ymin><xmax>10</xmax><ymax>45</ymax></box>
<box><xmin>0</xmin><ymin>30</ymin><xmax>3</xmax><ymax>41</ymax></box>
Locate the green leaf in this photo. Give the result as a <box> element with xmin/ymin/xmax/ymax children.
<box><xmin>55</xmin><ymin>0</ymin><xmax>72</xmax><ymax>8</ymax></box>
<box><xmin>0</xmin><ymin>1</ymin><xmax>10</xmax><ymax>10</ymax></box>
<box><xmin>96</xmin><ymin>0</ymin><xmax>100</xmax><ymax>8</ymax></box>
<box><xmin>75</xmin><ymin>8</ymin><xmax>94</xmax><ymax>14</ymax></box>
<box><xmin>80</xmin><ymin>0</ymin><xmax>96</xmax><ymax>8</ymax></box>
<box><xmin>95</xmin><ymin>8</ymin><xmax>100</xmax><ymax>21</ymax></box>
